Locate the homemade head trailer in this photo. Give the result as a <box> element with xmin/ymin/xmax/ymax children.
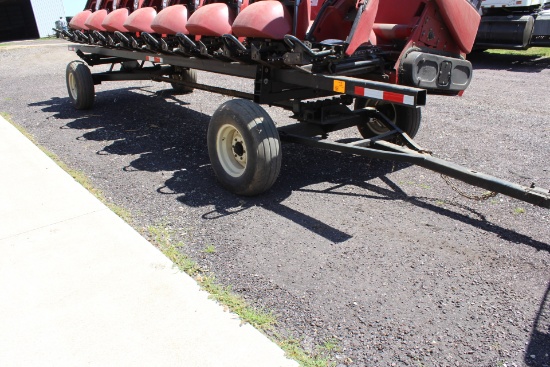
<box><xmin>58</xmin><ymin>0</ymin><xmax>550</xmax><ymax>208</ymax></box>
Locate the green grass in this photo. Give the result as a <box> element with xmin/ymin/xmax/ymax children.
<box><xmin>321</xmin><ymin>337</ymin><xmax>341</xmax><ymax>353</ymax></box>
<box><xmin>148</xmin><ymin>224</ymin><xmax>202</xmax><ymax>275</ymax></box>
<box><xmin>278</xmin><ymin>337</ymin><xmax>341</xmax><ymax>367</ymax></box>
<box><xmin>203</xmin><ymin>244</ymin><xmax>217</xmax><ymax>254</ymax></box>
<box><xmin>485</xmin><ymin>47</ymin><xmax>550</xmax><ymax>58</ymax></box>
<box><xmin>513</xmin><ymin>207</ymin><xmax>526</xmax><ymax>215</ymax></box>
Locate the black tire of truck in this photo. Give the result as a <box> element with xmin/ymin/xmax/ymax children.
<box><xmin>170</xmin><ymin>68</ymin><xmax>197</xmax><ymax>94</ymax></box>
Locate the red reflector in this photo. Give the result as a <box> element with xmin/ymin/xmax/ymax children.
<box><xmin>146</xmin><ymin>56</ymin><xmax>163</xmax><ymax>63</ymax></box>
<box><xmin>383</xmin><ymin>91</ymin><xmax>404</xmax><ymax>104</ymax></box>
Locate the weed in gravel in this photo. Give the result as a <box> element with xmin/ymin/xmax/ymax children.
<box><xmin>399</xmin><ymin>180</ymin><xmax>415</xmax><ymax>186</ymax></box>
<box><xmin>148</xmin><ymin>224</ymin><xmax>201</xmax><ymax>275</ymax></box>
<box><xmin>278</xmin><ymin>337</ymin><xmax>335</xmax><ymax>367</ymax></box>
<box><xmin>321</xmin><ymin>337</ymin><xmax>341</xmax><ymax>353</ymax></box>
<box><xmin>106</xmin><ymin>204</ymin><xmax>132</xmax><ymax>223</ymax></box>
<box><xmin>201</xmin><ymin>276</ymin><xmax>275</xmax><ymax>329</ymax></box>
<box><xmin>514</xmin><ymin>207</ymin><xmax>526</xmax><ymax>215</ymax></box>
<box><xmin>203</xmin><ymin>244</ymin><xmax>216</xmax><ymax>254</ymax></box>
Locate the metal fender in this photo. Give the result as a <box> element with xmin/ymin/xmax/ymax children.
<box><xmin>102</xmin><ymin>8</ymin><xmax>130</xmax><ymax>32</ymax></box>
<box><xmin>84</xmin><ymin>9</ymin><xmax>108</xmax><ymax>32</ymax></box>
<box><xmin>124</xmin><ymin>7</ymin><xmax>158</xmax><ymax>33</ymax></box>
<box><xmin>70</xmin><ymin>10</ymin><xmax>93</xmax><ymax>31</ymax></box>
<box><xmin>186</xmin><ymin>3</ymin><xmax>235</xmax><ymax>37</ymax></box>
<box><xmin>232</xmin><ymin>1</ymin><xmax>292</xmax><ymax>40</ymax></box>
<box><xmin>151</xmin><ymin>5</ymin><xmax>189</xmax><ymax>35</ymax></box>
<box><xmin>434</xmin><ymin>0</ymin><xmax>481</xmax><ymax>53</ymax></box>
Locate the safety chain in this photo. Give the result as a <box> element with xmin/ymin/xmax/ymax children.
<box><xmin>440</xmin><ymin>174</ymin><xmax>498</xmax><ymax>201</ymax></box>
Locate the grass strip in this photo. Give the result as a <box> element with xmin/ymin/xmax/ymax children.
<box><xmin>148</xmin><ymin>223</ymin><xmax>339</xmax><ymax>367</ymax></box>
<box><xmin>485</xmin><ymin>47</ymin><xmax>550</xmax><ymax>58</ymax></box>
<box><xmin>148</xmin><ymin>224</ymin><xmax>276</xmax><ymax>330</ymax></box>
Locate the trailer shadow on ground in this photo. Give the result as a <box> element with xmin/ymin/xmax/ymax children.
<box><xmin>29</xmin><ymin>89</ymin><xmax>550</xmax><ymax>251</ymax></box>
<box><xmin>469</xmin><ymin>51</ymin><xmax>550</xmax><ymax>73</ymax></box>
<box><xmin>525</xmin><ymin>281</ymin><xmax>550</xmax><ymax>367</ymax></box>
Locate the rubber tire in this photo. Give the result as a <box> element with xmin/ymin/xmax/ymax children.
<box><xmin>170</xmin><ymin>68</ymin><xmax>197</xmax><ymax>94</ymax></box>
<box><xmin>121</xmin><ymin>60</ymin><xmax>140</xmax><ymax>71</ymax></box>
<box><xmin>66</xmin><ymin>61</ymin><xmax>95</xmax><ymax>110</ymax></box>
<box><xmin>354</xmin><ymin>98</ymin><xmax>421</xmax><ymax>140</ymax></box>
<box><xmin>207</xmin><ymin>99</ymin><xmax>282</xmax><ymax>196</ymax></box>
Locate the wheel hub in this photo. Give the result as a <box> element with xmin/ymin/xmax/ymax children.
<box><xmin>367</xmin><ymin>102</ymin><xmax>397</xmax><ymax>135</ymax></box>
<box><xmin>216</xmin><ymin>124</ymin><xmax>247</xmax><ymax>177</ymax></box>
<box><xmin>233</xmin><ymin>140</ymin><xmax>245</xmax><ymax>157</ymax></box>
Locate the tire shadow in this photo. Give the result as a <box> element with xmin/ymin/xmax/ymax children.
<box><xmin>525</xmin><ymin>281</ymin><xmax>550</xmax><ymax>367</ymax></box>
<box><xmin>29</xmin><ymin>88</ymin><xmax>550</xmax><ymax>250</ymax></box>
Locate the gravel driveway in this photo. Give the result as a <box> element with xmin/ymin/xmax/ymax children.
<box><xmin>1</xmin><ymin>40</ymin><xmax>548</xmax><ymax>367</ymax></box>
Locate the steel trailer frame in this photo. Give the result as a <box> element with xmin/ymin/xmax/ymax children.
<box><xmin>68</xmin><ymin>44</ymin><xmax>550</xmax><ymax>209</ymax></box>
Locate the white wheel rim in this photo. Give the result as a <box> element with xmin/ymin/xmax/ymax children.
<box><xmin>69</xmin><ymin>72</ymin><xmax>78</xmax><ymax>100</ymax></box>
<box><xmin>216</xmin><ymin>124</ymin><xmax>247</xmax><ymax>177</ymax></box>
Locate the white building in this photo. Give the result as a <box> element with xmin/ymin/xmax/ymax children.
<box><xmin>0</xmin><ymin>0</ymin><xmax>66</xmax><ymax>42</ymax></box>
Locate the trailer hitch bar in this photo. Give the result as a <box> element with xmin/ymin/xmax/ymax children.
<box><xmin>279</xmin><ymin>133</ymin><xmax>550</xmax><ymax>209</ymax></box>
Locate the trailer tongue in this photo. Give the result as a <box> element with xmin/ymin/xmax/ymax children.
<box><xmin>280</xmin><ymin>129</ymin><xmax>550</xmax><ymax>209</ymax></box>
<box><xmin>60</xmin><ymin>0</ymin><xmax>550</xmax><ymax>209</ymax></box>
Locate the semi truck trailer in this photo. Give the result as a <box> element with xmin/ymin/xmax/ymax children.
<box><xmin>475</xmin><ymin>0</ymin><xmax>550</xmax><ymax>49</ymax></box>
